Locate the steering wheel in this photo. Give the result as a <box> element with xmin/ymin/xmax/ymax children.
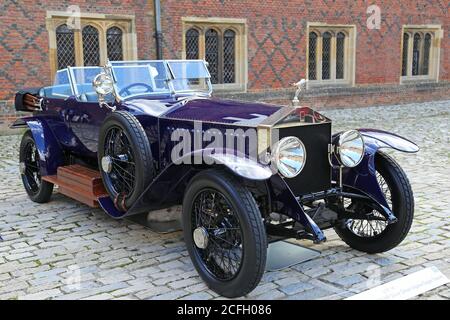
<box><xmin>119</xmin><ymin>83</ymin><xmax>153</xmax><ymax>96</ymax></box>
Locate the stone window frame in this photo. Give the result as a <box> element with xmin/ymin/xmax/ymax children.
<box><xmin>46</xmin><ymin>11</ymin><xmax>138</xmax><ymax>80</ymax></box>
<box><xmin>182</xmin><ymin>17</ymin><xmax>248</xmax><ymax>93</ymax></box>
<box><xmin>400</xmin><ymin>25</ymin><xmax>442</xmax><ymax>84</ymax></box>
<box><xmin>306</xmin><ymin>23</ymin><xmax>356</xmax><ymax>88</ymax></box>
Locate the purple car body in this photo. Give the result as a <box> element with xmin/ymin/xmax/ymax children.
<box><xmin>12</xmin><ymin>60</ymin><xmax>419</xmax><ymax>244</ymax></box>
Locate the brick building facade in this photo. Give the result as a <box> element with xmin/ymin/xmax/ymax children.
<box><xmin>0</xmin><ymin>0</ymin><xmax>449</xmax><ymax>130</ymax></box>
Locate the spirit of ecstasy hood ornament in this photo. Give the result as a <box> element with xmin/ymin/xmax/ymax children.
<box><xmin>292</xmin><ymin>79</ymin><xmax>307</xmax><ymax>106</ymax></box>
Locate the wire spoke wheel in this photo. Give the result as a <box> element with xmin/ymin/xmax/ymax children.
<box><xmin>191</xmin><ymin>189</ymin><xmax>244</xmax><ymax>281</ymax></box>
<box><xmin>345</xmin><ymin>171</ymin><xmax>391</xmax><ymax>238</ymax></box>
<box><xmin>22</xmin><ymin>139</ymin><xmax>41</xmax><ymax>193</ymax></box>
<box><xmin>103</xmin><ymin>126</ymin><xmax>136</xmax><ymax>199</ymax></box>
<box><xmin>19</xmin><ymin>131</ymin><xmax>53</xmax><ymax>203</ymax></box>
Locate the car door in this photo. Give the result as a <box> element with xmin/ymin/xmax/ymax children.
<box><xmin>65</xmin><ymin>67</ymin><xmax>112</xmax><ymax>154</ymax></box>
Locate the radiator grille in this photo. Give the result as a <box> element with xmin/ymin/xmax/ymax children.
<box><xmin>278</xmin><ymin>123</ymin><xmax>332</xmax><ymax>195</ymax></box>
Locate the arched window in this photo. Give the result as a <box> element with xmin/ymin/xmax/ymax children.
<box><xmin>82</xmin><ymin>25</ymin><xmax>100</xmax><ymax>66</ymax></box>
<box><xmin>223</xmin><ymin>29</ymin><xmax>236</xmax><ymax>84</ymax></box>
<box><xmin>56</xmin><ymin>24</ymin><xmax>75</xmax><ymax>69</ymax></box>
<box><xmin>412</xmin><ymin>33</ymin><xmax>421</xmax><ymax>76</ymax></box>
<box><xmin>322</xmin><ymin>32</ymin><xmax>332</xmax><ymax>80</ymax></box>
<box><xmin>183</xmin><ymin>22</ymin><xmax>244</xmax><ymax>87</ymax></box>
<box><xmin>402</xmin><ymin>33</ymin><xmax>409</xmax><ymax>76</ymax></box>
<box><xmin>336</xmin><ymin>32</ymin><xmax>346</xmax><ymax>79</ymax></box>
<box><xmin>185</xmin><ymin>28</ymin><xmax>200</xmax><ymax>60</ymax></box>
<box><xmin>422</xmin><ymin>33</ymin><xmax>432</xmax><ymax>75</ymax></box>
<box><xmin>106</xmin><ymin>27</ymin><xmax>123</xmax><ymax>61</ymax></box>
<box><xmin>308</xmin><ymin>32</ymin><xmax>318</xmax><ymax>80</ymax></box>
<box><xmin>401</xmin><ymin>27</ymin><xmax>439</xmax><ymax>80</ymax></box>
<box><xmin>205</xmin><ymin>29</ymin><xmax>219</xmax><ymax>84</ymax></box>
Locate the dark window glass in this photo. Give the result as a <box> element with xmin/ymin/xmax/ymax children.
<box><xmin>422</xmin><ymin>33</ymin><xmax>432</xmax><ymax>75</ymax></box>
<box><xmin>223</xmin><ymin>29</ymin><xmax>236</xmax><ymax>84</ymax></box>
<box><xmin>412</xmin><ymin>33</ymin><xmax>421</xmax><ymax>76</ymax></box>
<box><xmin>322</xmin><ymin>32</ymin><xmax>331</xmax><ymax>80</ymax></box>
<box><xmin>308</xmin><ymin>32</ymin><xmax>317</xmax><ymax>80</ymax></box>
<box><xmin>402</xmin><ymin>33</ymin><xmax>409</xmax><ymax>76</ymax></box>
<box><xmin>56</xmin><ymin>24</ymin><xmax>75</xmax><ymax>69</ymax></box>
<box><xmin>106</xmin><ymin>27</ymin><xmax>123</xmax><ymax>61</ymax></box>
<box><xmin>336</xmin><ymin>32</ymin><xmax>345</xmax><ymax>79</ymax></box>
<box><xmin>205</xmin><ymin>29</ymin><xmax>219</xmax><ymax>84</ymax></box>
<box><xmin>82</xmin><ymin>25</ymin><xmax>100</xmax><ymax>66</ymax></box>
<box><xmin>185</xmin><ymin>28</ymin><xmax>200</xmax><ymax>60</ymax></box>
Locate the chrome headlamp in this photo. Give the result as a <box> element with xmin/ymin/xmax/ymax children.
<box><xmin>272</xmin><ymin>136</ymin><xmax>306</xmax><ymax>178</ymax></box>
<box><xmin>335</xmin><ymin>130</ymin><xmax>365</xmax><ymax>167</ymax></box>
<box><xmin>92</xmin><ymin>73</ymin><xmax>114</xmax><ymax>96</ymax></box>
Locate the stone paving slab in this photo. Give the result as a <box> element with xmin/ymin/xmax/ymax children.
<box><xmin>0</xmin><ymin>100</ymin><xmax>449</xmax><ymax>300</ymax></box>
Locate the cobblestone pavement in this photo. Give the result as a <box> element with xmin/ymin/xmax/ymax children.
<box><xmin>0</xmin><ymin>100</ymin><xmax>449</xmax><ymax>300</ymax></box>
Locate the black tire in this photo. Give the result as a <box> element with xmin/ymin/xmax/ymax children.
<box><xmin>19</xmin><ymin>131</ymin><xmax>53</xmax><ymax>203</ymax></box>
<box><xmin>182</xmin><ymin>169</ymin><xmax>267</xmax><ymax>298</ymax></box>
<box><xmin>98</xmin><ymin>111</ymin><xmax>154</xmax><ymax>211</ymax></box>
<box><xmin>334</xmin><ymin>151</ymin><xmax>414</xmax><ymax>253</ymax></box>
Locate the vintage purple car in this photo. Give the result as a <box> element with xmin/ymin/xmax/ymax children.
<box><xmin>12</xmin><ymin>60</ymin><xmax>418</xmax><ymax>297</ymax></box>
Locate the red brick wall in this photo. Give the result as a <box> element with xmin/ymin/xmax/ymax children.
<box><xmin>160</xmin><ymin>0</ymin><xmax>449</xmax><ymax>90</ymax></box>
<box><xmin>0</xmin><ymin>0</ymin><xmax>448</xmax><ymax>125</ymax></box>
<box><xmin>0</xmin><ymin>0</ymin><xmax>155</xmax><ymax>101</ymax></box>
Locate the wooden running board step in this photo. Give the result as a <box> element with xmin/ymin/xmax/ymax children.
<box><xmin>42</xmin><ymin>164</ymin><xmax>108</xmax><ymax>207</ymax></box>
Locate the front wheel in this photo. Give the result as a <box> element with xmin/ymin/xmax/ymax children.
<box><xmin>182</xmin><ymin>169</ymin><xmax>267</xmax><ymax>298</ymax></box>
<box><xmin>334</xmin><ymin>151</ymin><xmax>414</xmax><ymax>253</ymax></box>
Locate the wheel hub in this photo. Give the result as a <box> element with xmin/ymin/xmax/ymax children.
<box><xmin>193</xmin><ymin>227</ymin><xmax>209</xmax><ymax>249</ymax></box>
<box><xmin>101</xmin><ymin>156</ymin><xmax>113</xmax><ymax>173</ymax></box>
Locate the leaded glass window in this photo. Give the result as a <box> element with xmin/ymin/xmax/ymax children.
<box><xmin>401</xmin><ymin>27</ymin><xmax>439</xmax><ymax>80</ymax></box>
<box><xmin>106</xmin><ymin>27</ymin><xmax>123</xmax><ymax>61</ymax></box>
<box><xmin>336</xmin><ymin>32</ymin><xmax>345</xmax><ymax>79</ymax></box>
<box><xmin>185</xmin><ymin>28</ymin><xmax>200</xmax><ymax>60</ymax></box>
<box><xmin>308</xmin><ymin>32</ymin><xmax>317</xmax><ymax>80</ymax></box>
<box><xmin>183</xmin><ymin>23</ymin><xmax>244</xmax><ymax>87</ymax></box>
<box><xmin>56</xmin><ymin>24</ymin><xmax>75</xmax><ymax>69</ymax></box>
<box><xmin>205</xmin><ymin>29</ymin><xmax>219</xmax><ymax>84</ymax></box>
<box><xmin>412</xmin><ymin>33</ymin><xmax>421</xmax><ymax>76</ymax></box>
<box><xmin>82</xmin><ymin>25</ymin><xmax>100</xmax><ymax>66</ymax></box>
<box><xmin>422</xmin><ymin>33</ymin><xmax>432</xmax><ymax>76</ymax></box>
<box><xmin>402</xmin><ymin>33</ymin><xmax>409</xmax><ymax>76</ymax></box>
<box><xmin>322</xmin><ymin>32</ymin><xmax>331</xmax><ymax>80</ymax></box>
<box><xmin>223</xmin><ymin>29</ymin><xmax>235</xmax><ymax>84</ymax></box>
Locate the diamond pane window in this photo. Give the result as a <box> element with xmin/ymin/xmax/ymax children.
<box><xmin>322</xmin><ymin>32</ymin><xmax>331</xmax><ymax>80</ymax></box>
<box><xmin>412</xmin><ymin>33</ymin><xmax>421</xmax><ymax>76</ymax></box>
<box><xmin>223</xmin><ymin>29</ymin><xmax>235</xmax><ymax>84</ymax></box>
<box><xmin>308</xmin><ymin>32</ymin><xmax>317</xmax><ymax>80</ymax></box>
<box><xmin>185</xmin><ymin>28</ymin><xmax>199</xmax><ymax>60</ymax></box>
<box><xmin>422</xmin><ymin>33</ymin><xmax>432</xmax><ymax>76</ymax></box>
<box><xmin>336</xmin><ymin>32</ymin><xmax>345</xmax><ymax>79</ymax></box>
<box><xmin>402</xmin><ymin>33</ymin><xmax>409</xmax><ymax>76</ymax></box>
<box><xmin>205</xmin><ymin>29</ymin><xmax>219</xmax><ymax>84</ymax></box>
<box><xmin>56</xmin><ymin>24</ymin><xmax>75</xmax><ymax>70</ymax></box>
<box><xmin>106</xmin><ymin>27</ymin><xmax>123</xmax><ymax>62</ymax></box>
<box><xmin>82</xmin><ymin>25</ymin><xmax>100</xmax><ymax>66</ymax></box>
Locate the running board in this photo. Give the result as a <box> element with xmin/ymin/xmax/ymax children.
<box><xmin>42</xmin><ymin>164</ymin><xmax>107</xmax><ymax>207</ymax></box>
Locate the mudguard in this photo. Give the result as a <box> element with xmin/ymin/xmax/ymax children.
<box><xmin>98</xmin><ymin>149</ymin><xmax>273</xmax><ymax>218</ymax></box>
<box><xmin>10</xmin><ymin>117</ymin><xmax>64</xmax><ymax>176</ymax></box>
<box><xmin>337</xmin><ymin>129</ymin><xmax>419</xmax><ymax>209</ymax></box>
<box><xmin>97</xmin><ymin>148</ymin><xmax>326</xmax><ymax>242</ymax></box>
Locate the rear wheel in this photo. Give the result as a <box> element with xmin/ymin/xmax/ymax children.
<box><xmin>19</xmin><ymin>131</ymin><xmax>53</xmax><ymax>203</ymax></box>
<box><xmin>182</xmin><ymin>169</ymin><xmax>267</xmax><ymax>298</ymax></box>
<box><xmin>98</xmin><ymin>111</ymin><xmax>154</xmax><ymax>211</ymax></box>
<box><xmin>334</xmin><ymin>151</ymin><xmax>414</xmax><ymax>253</ymax></box>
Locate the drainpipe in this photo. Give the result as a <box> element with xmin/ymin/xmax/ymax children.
<box><xmin>153</xmin><ymin>0</ymin><xmax>163</xmax><ymax>59</ymax></box>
